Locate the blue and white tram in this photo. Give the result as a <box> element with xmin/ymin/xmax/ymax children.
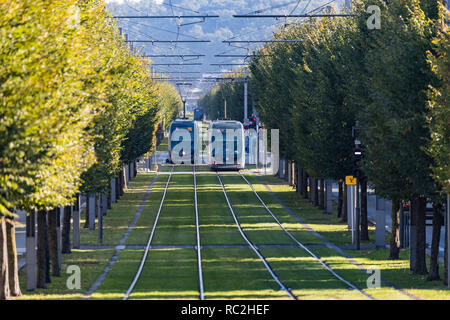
<box><xmin>167</xmin><ymin>119</ymin><xmax>200</xmax><ymax>164</ymax></box>
<box><xmin>208</xmin><ymin>120</ymin><xmax>245</xmax><ymax>170</ymax></box>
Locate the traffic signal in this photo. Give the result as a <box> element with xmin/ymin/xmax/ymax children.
<box><xmin>249</xmin><ymin>116</ymin><xmax>257</xmax><ymax>129</ymax></box>
<box><xmin>352</xmin><ymin>144</ymin><xmax>363</xmax><ymax>177</ymax></box>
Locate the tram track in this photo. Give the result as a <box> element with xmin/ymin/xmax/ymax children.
<box><xmin>123</xmin><ymin>165</ymin><xmax>174</xmax><ymax>300</ymax></box>
<box><xmin>237</xmin><ymin>172</ymin><xmax>375</xmax><ymax>300</ymax></box>
<box><xmin>249</xmin><ymin>173</ymin><xmax>422</xmax><ymax>300</ymax></box>
<box><xmin>216</xmin><ymin>171</ymin><xmax>297</xmax><ymax>300</ymax></box>
<box><xmin>193</xmin><ymin>166</ymin><xmax>205</xmax><ymax>300</ymax></box>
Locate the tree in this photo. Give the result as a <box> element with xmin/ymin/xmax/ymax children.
<box><xmin>356</xmin><ymin>0</ymin><xmax>437</xmax><ymax>270</ymax></box>
<box><xmin>426</xmin><ymin>1</ymin><xmax>449</xmax><ymax>283</ymax></box>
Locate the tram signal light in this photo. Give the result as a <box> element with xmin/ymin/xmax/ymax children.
<box><xmin>249</xmin><ymin>116</ymin><xmax>258</xmax><ymax>129</ymax></box>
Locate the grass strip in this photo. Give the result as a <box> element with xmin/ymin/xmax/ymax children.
<box><xmin>202</xmin><ymin>248</ymin><xmax>290</xmax><ymax>300</ymax></box>
<box><xmin>152</xmin><ymin>174</ymin><xmax>196</xmax><ymax>246</ymax></box>
<box><xmin>16</xmin><ymin>249</ymin><xmax>115</xmax><ymax>300</ymax></box>
<box><xmin>80</xmin><ymin>173</ymin><xmax>156</xmax><ymax>246</ymax></box>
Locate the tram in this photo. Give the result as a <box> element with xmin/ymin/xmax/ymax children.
<box><xmin>167</xmin><ymin>119</ymin><xmax>200</xmax><ymax>164</ymax></box>
<box><xmin>208</xmin><ymin>120</ymin><xmax>245</xmax><ymax>170</ymax></box>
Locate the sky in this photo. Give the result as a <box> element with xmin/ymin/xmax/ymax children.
<box><xmin>104</xmin><ymin>0</ymin><xmax>345</xmax><ymax>104</ymax></box>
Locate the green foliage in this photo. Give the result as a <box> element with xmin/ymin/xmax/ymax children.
<box><xmin>199</xmin><ymin>0</ymin><xmax>445</xmax><ymax>201</ymax></box>
<box><xmin>198</xmin><ymin>70</ymin><xmax>249</xmax><ymax>122</ymax></box>
<box><xmin>426</xmin><ymin>3</ymin><xmax>450</xmax><ymax>194</ymax></box>
<box><xmin>0</xmin><ymin>0</ymin><xmax>98</xmax><ymax>214</ymax></box>
<box><xmin>0</xmin><ymin>0</ymin><xmax>167</xmax><ymax>212</ymax></box>
<box><xmin>156</xmin><ymin>82</ymin><xmax>183</xmax><ymax>131</ymax></box>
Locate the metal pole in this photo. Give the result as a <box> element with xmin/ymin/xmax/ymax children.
<box><xmin>244</xmin><ymin>67</ymin><xmax>248</xmax><ymax>123</ymax></box>
<box><xmin>224</xmin><ymin>99</ymin><xmax>227</xmax><ymax>119</ymax></box>
<box><xmin>355</xmin><ymin>180</ymin><xmax>360</xmax><ymax>250</ymax></box>
<box><xmin>98</xmin><ymin>194</ymin><xmax>103</xmax><ymax>245</ymax></box>
<box><xmin>447</xmin><ymin>194</ymin><xmax>449</xmax><ymax>289</ymax></box>
<box><xmin>183</xmin><ymin>99</ymin><xmax>186</xmax><ymax>119</ymax></box>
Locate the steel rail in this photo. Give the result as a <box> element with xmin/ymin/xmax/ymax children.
<box><xmin>123</xmin><ymin>165</ymin><xmax>174</xmax><ymax>300</ymax></box>
<box><xmin>216</xmin><ymin>172</ymin><xmax>296</xmax><ymax>300</ymax></box>
<box><xmin>193</xmin><ymin>166</ymin><xmax>205</xmax><ymax>300</ymax></box>
<box><xmin>239</xmin><ymin>173</ymin><xmax>375</xmax><ymax>300</ymax></box>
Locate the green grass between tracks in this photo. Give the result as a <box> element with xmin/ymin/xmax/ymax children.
<box><xmin>196</xmin><ymin>174</ymin><xmax>246</xmax><ymax>245</ymax></box>
<box><xmin>221</xmin><ymin>174</ymin><xmax>304</xmax><ymax>245</ymax></box>
<box><xmin>247</xmin><ymin>173</ymin><xmax>450</xmax><ymax>300</ymax></box>
<box><xmin>244</xmin><ymin>174</ymin><xmax>375</xmax><ymax>245</ymax></box>
<box><xmin>202</xmin><ymin>248</ymin><xmax>290</xmax><ymax>300</ymax></box>
<box><xmin>129</xmin><ymin>248</ymin><xmax>199</xmax><ymax>300</ymax></box>
<box><xmin>152</xmin><ymin>173</ymin><xmax>196</xmax><ymax>246</ymax></box>
<box><xmin>260</xmin><ymin>248</ymin><xmax>370</xmax><ymax>300</ymax></box>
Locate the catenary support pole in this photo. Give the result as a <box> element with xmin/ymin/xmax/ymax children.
<box><xmin>447</xmin><ymin>194</ymin><xmax>449</xmax><ymax>289</ymax></box>
<box><xmin>244</xmin><ymin>67</ymin><xmax>248</xmax><ymax>122</ymax></box>
<box><xmin>355</xmin><ymin>181</ymin><xmax>360</xmax><ymax>250</ymax></box>
<box><xmin>98</xmin><ymin>194</ymin><xmax>103</xmax><ymax>245</ymax></box>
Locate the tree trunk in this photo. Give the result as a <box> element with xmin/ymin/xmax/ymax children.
<box><xmin>123</xmin><ymin>165</ymin><xmax>128</xmax><ymax>191</ymax></box>
<box><xmin>0</xmin><ymin>215</ymin><xmax>10</xmax><ymax>300</ymax></box>
<box><xmin>428</xmin><ymin>203</ymin><xmax>443</xmax><ymax>281</ymax></box>
<box><xmin>119</xmin><ymin>172</ymin><xmax>123</xmax><ymax>197</ymax></box>
<box><xmin>62</xmin><ymin>206</ymin><xmax>71</xmax><ymax>254</ymax></box>
<box><xmin>84</xmin><ymin>194</ymin><xmax>90</xmax><ymax>228</ymax></box>
<box><xmin>115</xmin><ymin>174</ymin><xmax>120</xmax><ymax>200</ymax></box>
<box><xmin>309</xmin><ymin>177</ymin><xmax>314</xmax><ymax>203</ymax></box>
<box><xmin>37</xmin><ymin>210</ymin><xmax>48</xmax><ymax>288</ymax></box>
<box><xmin>338</xmin><ymin>180</ymin><xmax>343</xmax><ymax>218</ymax></box>
<box><xmin>303</xmin><ymin>171</ymin><xmax>309</xmax><ymax>199</ymax></box>
<box><xmin>6</xmin><ymin>217</ymin><xmax>21</xmax><ymax>296</ymax></box>
<box><xmin>389</xmin><ymin>201</ymin><xmax>400</xmax><ymax>260</ymax></box>
<box><xmin>44</xmin><ymin>215</ymin><xmax>50</xmax><ymax>283</ymax></box>
<box><xmin>134</xmin><ymin>160</ymin><xmax>138</xmax><ymax>177</ymax></box>
<box><xmin>319</xmin><ymin>179</ymin><xmax>325</xmax><ymax>210</ymax></box>
<box><xmin>360</xmin><ymin>179</ymin><xmax>369</xmax><ymax>241</ymax></box>
<box><xmin>412</xmin><ymin>197</ymin><xmax>428</xmax><ymax>275</ymax></box>
<box><xmin>342</xmin><ymin>184</ymin><xmax>348</xmax><ymax>223</ymax></box>
<box><xmin>47</xmin><ymin>209</ymin><xmax>60</xmax><ymax>276</ymax></box>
